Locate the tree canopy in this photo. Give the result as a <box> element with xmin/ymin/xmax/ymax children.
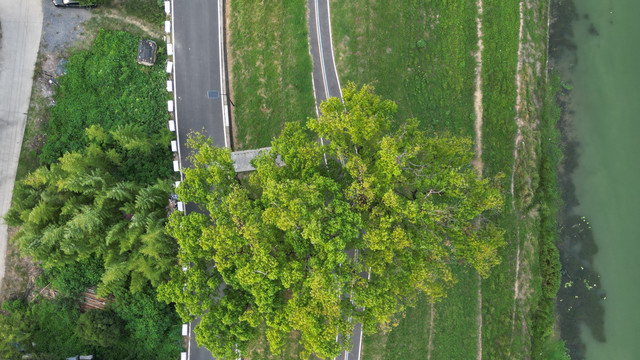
<box><xmin>6</xmin><ymin>125</ymin><xmax>177</xmax><ymax>295</ymax></box>
<box><xmin>158</xmin><ymin>83</ymin><xmax>505</xmax><ymax>359</ymax></box>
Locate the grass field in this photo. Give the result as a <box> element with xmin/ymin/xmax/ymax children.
<box><xmin>478</xmin><ymin>0</ymin><xmax>522</xmax><ymax>358</ymax></box>
<box><xmin>330</xmin><ymin>0</ymin><xmax>477</xmax><ymax>135</ymax></box>
<box><xmin>329</xmin><ymin>0</ymin><xmax>483</xmax><ymax>357</ymax></box>
<box><xmin>330</xmin><ymin>0</ymin><xmax>558</xmax><ymax>358</ymax></box>
<box><xmin>228</xmin><ymin>0</ymin><xmax>316</xmax><ymax>150</ymax></box>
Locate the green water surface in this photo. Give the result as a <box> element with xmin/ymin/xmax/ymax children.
<box><xmin>569</xmin><ymin>0</ymin><xmax>640</xmax><ymax>358</ymax></box>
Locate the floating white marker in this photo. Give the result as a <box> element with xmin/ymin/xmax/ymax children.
<box><xmin>168</xmin><ymin>120</ymin><xmax>175</xmax><ymax>132</ymax></box>
<box><xmin>167</xmin><ymin>43</ymin><xmax>173</xmax><ymax>56</ymax></box>
<box><xmin>173</xmin><ymin>160</ymin><xmax>180</xmax><ymax>172</ymax></box>
<box><xmin>166</xmin><ymin>61</ymin><xmax>173</xmax><ymax>73</ymax></box>
<box><xmin>182</xmin><ymin>324</ymin><xmax>188</xmax><ymax>336</ymax></box>
<box><xmin>164</xmin><ymin>1</ymin><xmax>171</xmax><ymax>14</ymax></box>
<box><xmin>167</xmin><ymin>100</ymin><xmax>174</xmax><ymax>112</ymax></box>
<box><xmin>165</xmin><ymin>21</ymin><xmax>171</xmax><ymax>34</ymax></box>
<box><xmin>174</xmin><ymin>181</ymin><xmax>181</xmax><ymax>188</ymax></box>
<box><xmin>171</xmin><ymin>140</ymin><xmax>178</xmax><ymax>152</ymax></box>
<box><xmin>167</xmin><ymin>80</ymin><xmax>173</xmax><ymax>92</ymax></box>
<box><xmin>177</xmin><ymin>201</ymin><xmax>184</xmax><ymax>212</ymax></box>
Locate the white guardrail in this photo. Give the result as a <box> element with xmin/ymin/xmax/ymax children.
<box><xmin>163</xmin><ymin>2</ymin><xmax>189</xmax><ymax>359</ymax></box>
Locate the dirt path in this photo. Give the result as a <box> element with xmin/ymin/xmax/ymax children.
<box><xmin>472</xmin><ymin>0</ymin><xmax>485</xmax><ymax>176</ymax></box>
<box><xmin>100</xmin><ymin>10</ymin><xmax>164</xmax><ymax>38</ymax></box>
<box><xmin>508</xmin><ymin>2</ymin><xmax>526</xmax><ymax>352</ymax></box>
<box><xmin>427</xmin><ymin>301</ymin><xmax>435</xmax><ymax>360</ymax></box>
<box><xmin>472</xmin><ymin>0</ymin><xmax>485</xmax><ymax>359</ymax></box>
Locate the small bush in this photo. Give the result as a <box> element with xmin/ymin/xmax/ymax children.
<box><xmin>76</xmin><ymin>309</ymin><xmax>123</xmax><ymax>347</ymax></box>
<box><xmin>38</xmin><ymin>257</ymin><xmax>104</xmax><ymax>296</ymax></box>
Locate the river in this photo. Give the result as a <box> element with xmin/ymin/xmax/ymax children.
<box><xmin>551</xmin><ymin>0</ymin><xmax>640</xmax><ymax>359</ymax></box>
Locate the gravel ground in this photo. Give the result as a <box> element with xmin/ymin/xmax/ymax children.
<box><xmin>41</xmin><ymin>0</ymin><xmax>91</xmax><ymax>51</ymax></box>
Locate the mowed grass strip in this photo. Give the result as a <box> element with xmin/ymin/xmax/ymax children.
<box><xmin>330</xmin><ymin>0</ymin><xmax>477</xmax><ymax>135</ymax></box>
<box><xmin>480</xmin><ymin>0</ymin><xmax>519</xmax><ymax>176</ymax></box>
<box><xmin>479</xmin><ymin>0</ymin><xmax>525</xmax><ymax>358</ymax></box>
<box><xmin>429</xmin><ymin>266</ymin><xmax>479</xmax><ymax>360</ymax></box>
<box><xmin>363</xmin><ymin>293</ymin><xmax>432</xmax><ymax>360</ymax></box>
<box><xmin>229</xmin><ymin>0</ymin><xmax>315</xmax><ymax>150</ymax></box>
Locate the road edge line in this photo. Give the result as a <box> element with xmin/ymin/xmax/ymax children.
<box><xmin>324</xmin><ymin>0</ymin><xmax>343</xmax><ymax>99</ymax></box>
<box><xmin>219</xmin><ymin>0</ymin><xmax>231</xmax><ymax>149</ymax></box>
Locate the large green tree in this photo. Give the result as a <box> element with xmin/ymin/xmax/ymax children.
<box><xmin>6</xmin><ymin>125</ymin><xmax>176</xmax><ymax>295</ymax></box>
<box><xmin>159</xmin><ymin>84</ymin><xmax>504</xmax><ymax>358</ymax></box>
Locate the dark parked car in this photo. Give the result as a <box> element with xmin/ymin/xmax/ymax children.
<box><xmin>51</xmin><ymin>0</ymin><xmax>96</xmax><ymax>8</ymax></box>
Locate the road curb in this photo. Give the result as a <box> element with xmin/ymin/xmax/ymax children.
<box><xmin>219</xmin><ymin>0</ymin><xmax>231</xmax><ymax>149</ymax></box>
<box><xmin>165</xmin><ymin>0</ymin><xmax>189</xmax><ymax>356</ymax></box>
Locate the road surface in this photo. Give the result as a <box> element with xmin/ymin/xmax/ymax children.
<box><xmin>307</xmin><ymin>1</ymin><xmax>363</xmax><ymax>359</ymax></box>
<box><xmin>0</xmin><ymin>0</ymin><xmax>43</xmax><ymax>296</ymax></box>
<box><xmin>171</xmin><ymin>0</ymin><xmax>229</xmax><ymax>359</ymax></box>
<box><xmin>173</xmin><ymin>0</ymin><xmax>228</xmax><ymax>167</ymax></box>
<box><xmin>308</xmin><ymin>0</ymin><xmax>342</xmax><ymax>107</ymax></box>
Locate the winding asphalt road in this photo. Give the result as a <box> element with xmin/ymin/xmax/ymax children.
<box><xmin>307</xmin><ymin>1</ymin><xmax>363</xmax><ymax>359</ymax></box>
<box><xmin>308</xmin><ymin>0</ymin><xmax>342</xmax><ymax>107</ymax></box>
<box><xmin>0</xmin><ymin>0</ymin><xmax>43</xmax><ymax>296</ymax></box>
<box><xmin>173</xmin><ymin>0</ymin><xmax>359</xmax><ymax>358</ymax></box>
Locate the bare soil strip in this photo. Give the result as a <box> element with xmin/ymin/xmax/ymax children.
<box><xmin>473</xmin><ymin>0</ymin><xmax>485</xmax><ymax>359</ymax></box>
<box><xmin>472</xmin><ymin>0</ymin><xmax>485</xmax><ymax>177</ymax></box>
<box><xmin>508</xmin><ymin>2</ymin><xmax>526</xmax><ymax>352</ymax></box>
<box><xmin>473</xmin><ymin>0</ymin><xmax>484</xmax><ymax>360</ymax></box>
<box><xmin>100</xmin><ymin>11</ymin><xmax>164</xmax><ymax>39</ymax></box>
<box><xmin>427</xmin><ymin>301</ymin><xmax>435</xmax><ymax>360</ymax></box>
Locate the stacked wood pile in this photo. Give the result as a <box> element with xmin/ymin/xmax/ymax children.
<box><xmin>79</xmin><ymin>287</ymin><xmax>112</xmax><ymax>312</ymax></box>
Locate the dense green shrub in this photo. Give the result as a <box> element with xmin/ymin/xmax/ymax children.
<box><xmin>9</xmin><ymin>127</ymin><xmax>176</xmax><ymax>295</ymax></box>
<box><xmin>37</xmin><ymin>257</ymin><xmax>103</xmax><ymax>296</ymax></box>
<box><xmin>540</xmin><ymin>338</ymin><xmax>572</xmax><ymax>360</ymax></box>
<box><xmin>112</xmin><ymin>285</ymin><xmax>180</xmax><ymax>356</ymax></box>
<box><xmin>76</xmin><ymin>309</ymin><xmax>123</xmax><ymax>348</ymax></box>
<box><xmin>41</xmin><ymin>30</ymin><xmax>168</xmax><ymax>166</ymax></box>
<box><xmin>0</xmin><ymin>296</ymin><xmax>180</xmax><ymax>360</ymax></box>
<box><xmin>24</xmin><ymin>298</ymin><xmax>87</xmax><ymax>358</ymax></box>
<box><xmin>531</xmin><ymin>77</ymin><xmax>567</xmax><ymax>359</ymax></box>
<box><xmin>3</xmin><ymin>28</ymin><xmax>179</xmax><ymax>360</ymax></box>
